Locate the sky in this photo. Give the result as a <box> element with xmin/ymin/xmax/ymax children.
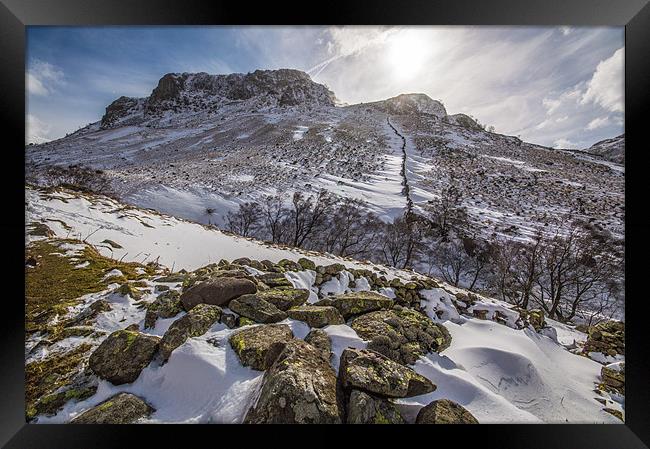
<box><xmin>26</xmin><ymin>26</ymin><xmax>624</xmax><ymax>149</ymax></box>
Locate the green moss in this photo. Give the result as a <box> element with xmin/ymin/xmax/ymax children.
<box><xmin>374</xmin><ymin>410</ymin><xmax>390</xmax><ymax>424</ymax></box>
<box><xmin>26</xmin><ymin>238</ymin><xmax>151</xmax><ymax>336</ymax></box>
<box><xmin>25</xmin><ymin>343</ymin><xmax>92</xmax><ymax>418</ymax></box>
<box><xmin>98</xmin><ymin>400</ymin><xmax>114</xmax><ymax>411</ymax></box>
<box><xmin>231</xmin><ymin>335</ymin><xmax>246</xmax><ymax>353</ymax></box>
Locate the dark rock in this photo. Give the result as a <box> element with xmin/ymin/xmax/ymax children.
<box><xmin>297</xmin><ymin>257</ymin><xmax>317</xmax><ymax>271</ymax></box>
<box><xmin>244</xmin><ymin>340</ymin><xmax>342</xmax><ymax>423</ymax></box>
<box><xmin>304</xmin><ymin>328</ymin><xmax>332</xmax><ymax>361</ymax></box>
<box><xmin>220</xmin><ymin>312</ymin><xmax>238</xmax><ymax>329</ymax></box>
<box><xmin>89</xmin><ymin>330</ymin><xmax>160</xmax><ymax>385</ymax></box>
<box><xmin>257</xmin><ymin>273</ymin><xmax>292</xmax><ymax>288</ymax></box>
<box><xmin>160</xmin><ymin>304</ymin><xmax>222</xmax><ymax>360</ymax></box>
<box><xmin>351</xmin><ymin>308</ymin><xmax>451</xmax><ymax>365</ymax></box>
<box><xmin>315</xmin><ymin>291</ymin><xmax>393</xmax><ymax>319</ymax></box>
<box><xmin>338</xmin><ymin>348</ymin><xmax>436</xmax><ymax>398</ymax></box>
<box><xmin>229</xmin><ymin>324</ymin><xmax>294</xmax><ymax>370</ymax></box>
<box><xmin>180</xmin><ymin>277</ymin><xmax>256</xmax><ymax>311</ymax></box>
<box><xmin>144</xmin><ymin>290</ymin><xmax>182</xmax><ymax>329</ymax></box>
<box><xmin>256</xmin><ymin>288</ymin><xmax>309</xmax><ymax>311</ymax></box>
<box><xmin>229</xmin><ymin>294</ymin><xmax>287</xmax><ymax>324</ymax></box>
<box><xmin>415</xmin><ymin>399</ymin><xmax>479</xmax><ymax>424</ymax></box>
<box><xmin>66</xmin><ymin>300</ymin><xmax>112</xmax><ymax>327</ymax></box>
<box><xmin>71</xmin><ymin>393</ymin><xmax>154</xmax><ymax>424</ymax></box>
<box><xmin>347</xmin><ymin>390</ymin><xmax>406</xmax><ymax>424</ymax></box>
<box><xmin>287</xmin><ymin>305</ymin><xmax>345</xmax><ymax>328</ymax></box>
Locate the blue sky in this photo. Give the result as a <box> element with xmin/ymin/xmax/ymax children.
<box><xmin>26</xmin><ymin>26</ymin><xmax>624</xmax><ymax>149</ymax></box>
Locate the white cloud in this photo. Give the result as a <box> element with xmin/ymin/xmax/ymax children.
<box><xmin>554</xmin><ymin>138</ymin><xmax>578</xmax><ymax>149</ymax></box>
<box><xmin>586</xmin><ymin>116</ymin><xmax>610</xmax><ymax>130</ymax></box>
<box><xmin>581</xmin><ymin>47</ymin><xmax>624</xmax><ymax>113</ymax></box>
<box><xmin>26</xmin><ymin>114</ymin><xmax>51</xmax><ymax>144</ymax></box>
<box><xmin>27</xmin><ymin>60</ymin><xmax>65</xmax><ymax>96</ymax></box>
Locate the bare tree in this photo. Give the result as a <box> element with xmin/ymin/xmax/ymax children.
<box><xmin>287</xmin><ymin>190</ymin><xmax>336</xmax><ymax>247</ymax></box>
<box><xmin>260</xmin><ymin>194</ymin><xmax>288</xmax><ymax>243</ymax></box>
<box><xmin>225</xmin><ymin>201</ymin><xmax>262</xmax><ymax>237</ymax></box>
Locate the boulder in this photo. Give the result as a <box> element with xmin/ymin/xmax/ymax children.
<box><xmin>338</xmin><ymin>348</ymin><xmax>436</xmax><ymax>398</ymax></box>
<box><xmin>229</xmin><ymin>294</ymin><xmax>287</xmax><ymax>324</ymax></box>
<box><xmin>220</xmin><ymin>312</ymin><xmax>238</xmax><ymax>329</ymax></box>
<box><xmin>89</xmin><ymin>330</ymin><xmax>160</xmax><ymax>385</ymax></box>
<box><xmin>229</xmin><ymin>324</ymin><xmax>294</xmax><ymax>371</ymax></box>
<box><xmin>351</xmin><ymin>308</ymin><xmax>451</xmax><ymax>365</ymax></box>
<box><xmin>160</xmin><ymin>304</ymin><xmax>222</xmax><ymax>360</ymax></box>
<box><xmin>315</xmin><ymin>291</ymin><xmax>393</xmax><ymax>319</ymax></box>
<box><xmin>244</xmin><ymin>340</ymin><xmax>342</xmax><ymax>423</ymax></box>
<box><xmin>297</xmin><ymin>257</ymin><xmax>316</xmax><ymax>271</ymax></box>
<box><xmin>347</xmin><ymin>390</ymin><xmax>406</xmax><ymax>424</ymax></box>
<box><xmin>601</xmin><ymin>362</ymin><xmax>625</xmax><ymax>394</ymax></box>
<box><xmin>256</xmin><ymin>288</ymin><xmax>309</xmax><ymax>311</ymax></box>
<box><xmin>71</xmin><ymin>393</ymin><xmax>154</xmax><ymax>424</ymax></box>
<box><xmin>144</xmin><ymin>290</ymin><xmax>182</xmax><ymax>329</ymax></box>
<box><xmin>180</xmin><ymin>277</ymin><xmax>256</xmax><ymax>311</ymax></box>
<box><xmin>287</xmin><ymin>305</ymin><xmax>345</xmax><ymax>328</ymax></box>
<box><xmin>583</xmin><ymin>320</ymin><xmax>625</xmax><ymax>357</ymax></box>
<box><xmin>415</xmin><ymin>399</ymin><xmax>479</xmax><ymax>424</ymax></box>
<box><xmin>278</xmin><ymin>259</ymin><xmax>302</xmax><ymax>271</ymax></box>
<box><xmin>304</xmin><ymin>328</ymin><xmax>332</xmax><ymax>361</ymax></box>
<box><xmin>257</xmin><ymin>273</ymin><xmax>292</xmax><ymax>288</ymax></box>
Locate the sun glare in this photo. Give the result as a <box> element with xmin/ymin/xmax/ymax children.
<box><xmin>386</xmin><ymin>30</ymin><xmax>431</xmax><ymax>80</ymax></box>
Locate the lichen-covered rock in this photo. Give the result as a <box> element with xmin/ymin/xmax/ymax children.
<box><xmin>278</xmin><ymin>258</ymin><xmax>302</xmax><ymax>271</ymax></box>
<box><xmin>71</xmin><ymin>393</ymin><xmax>154</xmax><ymax>424</ymax></box>
<box><xmin>415</xmin><ymin>399</ymin><xmax>479</xmax><ymax>424</ymax></box>
<box><xmin>89</xmin><ymin>330</ymin><xmax>160</xmax><ymax>385</ymax></box>
<box><xmin>304</xmin><ymin>328</ymin><xmax>332</xmax><ymax>361</ymax></box>
<box><xmin>154</xmin><ymin>273</ymin><xmax>187</xmax><ymax>283</ymax></box>
<box><xmin>114</xmin><ymin>283</ymin><xmax>144</xmax><ymax>300</ymax></box>
<box><xmin>318</xmin><ymin>263</ymin><xmax>345</xmax><ymax>276</ymax></box>
<box><xmin>244</xmin><ymin>340</ymin><xmax>342</xmax><ymax>423</ymax></box>
<box><xmin>315</xmin><ymin>291</ymin><xmax>393</xmax><ymax>319</ymax></box>
<box><xmin>257</xmin><ymin>273</ymin><xmax>293</xmax><ymax>288</ymax></box>
<box><xmin>297</xmin><ymin>257</ymin><xmax>316</xmax><ymax>271</ymax></box>
<box><xmin>287</xmin><ymin>305</ymin><xmax>345</xmax><ymax>328</ymax></box>
<box><xmin>338</xmin><ymin>348</ymin><xmax>436</xmax><ymax>398</ymax></box>
<box><xmin>160</xmin><ymin>304</ymin><xmax>222</xmax><ymax>360</ymax></box>
<box><xmin>347</xmin><ymin>390</ymin><xmax>406</xmax><ymax>424</ymax></box>
<box><xmin>229</xmin><ymin>324</ymin><xmax>294</xmax><ymax>370</ymax></box>
<box><xmin>180</xmin><ymin>276</ymin><xmax>256</xmax><ymax>311</ymax></box>
<box><xmin>583</xmin><ymin>320</ymin><xmax>625</xmax><ymax>357</ymax></box>
<box><xmin>144</xmin><ymin>290</ymin><xmax>182</xmax><ymax>329</ymax></box>
<box><xmin>229</xmin><ymin>294</ymin><xmax>287</xmax><ymax>323</ymax></box>
<box><xmin>255</xmin><ymin>288</ymin><xmax>309</xmax><ymax>311</ymax></box>
<box><xmin>351</xmin><ymin>308</ymin><xmax>451</xmax><ymax>365</ymax></box>
<box><xmin>601</xmin><ymin>362</ymin><xmax>625</xmax><ymax>394</ymax></box>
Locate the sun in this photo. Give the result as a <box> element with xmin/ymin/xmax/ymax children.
<box><xmin>386</xmin><ymin>30</ymin><xmax>431</xmax><ymax>80</ymax></box>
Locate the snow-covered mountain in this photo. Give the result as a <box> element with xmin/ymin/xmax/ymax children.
<box><xmin>25</xmin><ymin>68</ymin><xmax>624</xmax><ymax>240</ymax></box>
<box><xmin>582</xmin><ymin>134</ymin><xmax>625</xmax><ymax>164</ymax></box>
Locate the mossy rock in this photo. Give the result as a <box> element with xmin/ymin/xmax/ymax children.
<box><xmin>347</xmin><ymin>390</ymin><xmax>406</xmax><ymax>424</ymax></box>
<box><xmin>114</xmin><ymin>283</ymin><xmax>144</xmax><ymax>300</ymax></box>
<box><xmin>415</xmin><ymin>399</ymin><xmax>479</xmax><ymax>424</ymax></box>
<box><xmin>297</xmin><ymin>257</ymin><xmax>317</xmax><ymax>271</ymax></box>
<box><xmin>278</xmin><ymin>259</ymin><xmax>302</xmax><ymax>271</ymax></box>
<box><xmin>144</xmin><ymin>290</ymin><xmax>182</xmax><ymax>329</ymax></box>
<box><xmin>71</xmin><ymin>393</ymin><xmax>154</xmax><ymax>424</ymax></box>
<box><xmin>229</xmin><ymin>324</ymin><xmax>294</xmax><ymax>371</ymax></box>
<box><xmin>33</xmin><ymin>385</ymin><xmax>97</xmax><ymax>418</ymax></box>
<box><xmin>351</xmin><ymin>308</ymin><xmax>451</xmax><ymax>365</ymax></box>
<box><xmin>287</xmin><ymin>305</ymin><xmax>345</xmax><ymax>328</ymax></box>
<box><xmin>160</xmin><ymin>304</ymin><xmax>222</xmax><ymax>360</ymax></box>
<box><xmin>304</xmin><ymin>328</ymin><xmax>331</xmax><ymax>361</ymax></box>
<box><xmin>256</xmin><ymin>288</ymin><xmax>309</xmax><ymax>311</ymax></box>
<box><xmin>338</xmin><ymin>348</ymin><xmax>436</xmax><ymax>398</ymax></box>
<box><xmin>244</xmin><ymin>340</ymin><xmax>342</xmax><ymax>423</ymax></box>
<box><xmin>180</xmin><ymin>276</ymin><xmax>257</xmax><ymax>311</ymax></box>
<box><xmin>229</xmin><ymin>294</ymin><xmax>287</xmax><ymax>324</ymax></box>
<box><xmin>315</xmin><ymin>291</ymin><xmax>393</xmax><ymax>319</ymax></box>
<box><xmin>603</xmin><ymin>407</ymin><xmax>624</xmax><ymax>421</ymax></box>
<box><xmin>89</xmin><ymin>330</ymin><xmax>160</xmax><ymax>385</ymax></box>
<box><xmin>257</xmin><ymin>273</ymin><xmax>292</xmax><ymax>288</ymax></box>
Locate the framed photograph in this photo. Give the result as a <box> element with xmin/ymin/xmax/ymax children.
<box><xmin>2</xmin><ymin>0</ymin><xmax>649</xmax><ymax>446</ymax></box>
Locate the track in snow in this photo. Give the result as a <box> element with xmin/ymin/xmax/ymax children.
<box><xmin>387</xmin><ymin>117</ymin><xmax>413</xmax><ymax>217</ymax></box>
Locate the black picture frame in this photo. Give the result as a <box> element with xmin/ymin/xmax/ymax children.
<box><xmin>2</xmin><ymin>0</ymin><xmax>649</xmax><ymax>447</ymax></box>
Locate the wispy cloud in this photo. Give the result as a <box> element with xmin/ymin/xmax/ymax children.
<box><xmin>581</xmin><ymin>47</ymin><xmax>624</xmax><ymax>113</ymax></box>
<box><xmin>26</xmin><ymin>59</ymin><xmax>65</xmax><ymax>96</ymax></box>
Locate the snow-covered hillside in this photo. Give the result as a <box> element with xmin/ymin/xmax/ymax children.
<box><xmin>25</xmin><ymin>69</ymin><xmax>624</xmax><ymax>241</ymax></box>
<box><xmin>25</xmin><ymin>186</ymin><xmax>624</xmax><ymax>424</ymax></box>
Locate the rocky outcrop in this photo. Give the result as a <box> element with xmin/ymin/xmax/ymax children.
<box><xmin>351</xmin><ymin>307</ymin><xmax>451</xmax><ymax>365</ymax></box>
<box><xmin>304</xmin><ymin>328</ymin><xmax>332</xmax><ymax>361</ymax></box>
<box><xmin>229</xmin><ymin>294</ymin><xmax>287</xmax><ymax>323</ymax></box>
<box><xmin>257</xmin><ymin>272</ymin><xmax>293</xmax><ymax>288</ymax></box>
<box><xmin>315</xmin><ymin>291</ymin><xmax>393</xmax><ymax>319</ymax></box>
<box><xmin>144</xmin><ymin>290</ymin><xmax>182</xmax><ymax>329</ymax></box>
<box><xmin>160</xmin><ymin>304</ymin><xmax>222</xmax><ymax>360</ymax></box>
<box><xmin>287</xmin><ymin>305</ymin><xmax>345</xmax><ymax>328</ymax></box>
<box><xmin>71</xmin><ymin>393</ymin><xmax>154</xmax><ymax>424</ymax></box>
<box><xmin>229</xmin><ymin>324</ymin><xmax>294</xmax><ymax>371</ymax></box>
<box><xmin>583</xmin><ymin>320</ymin><xmax>625</xmax><ymax>357</ymax></box>
<box><xmin>415</xmin><ymin>399</ymin><xmax>479</xmax><ymax>424</ymax></box>
<box><xmin>244</xmin><ymin>340</ymin><xmax>343</xmax><ymax>423</ymax></box>
<box><xmin>601</xmin><ymin>362</ymin><xmax>625</xmax><ymax>394</ymax></box>
<box><xmin>338</xmin><ymin>348</ymin><xmax>436</xmax><ymax>398</ymax></box>
<box><xmin>89</xmin><ymin>330</ymin><xmax>160</xmax><ymax>385</ymax></box>
<box><xmin>346</xmin><ymin>390</ymin><xmax>406</xmax><ymax>424</ymax></box>
<box><xmin>256</xmin><ymin>288</ymin><xmax>309</xmax><ymax>311</ymax></box>
<box><xmin>179</xmin><ymin>277</ymin><xmax>256</xmax><ymax>311</ymax></box>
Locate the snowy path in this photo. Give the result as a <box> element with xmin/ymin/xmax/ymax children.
<box><xmin>387</xmin><ymin>117</ymin><xmax>413</xmax><ymax>216</ymax></box>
